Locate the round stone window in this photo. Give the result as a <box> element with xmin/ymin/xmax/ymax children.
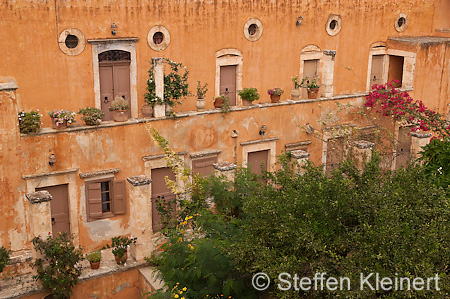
<box><xmin>58</xmin><ymin>28</ymin><xmax>86</xmax><ymax>56</ymax></box>
<box><xmin>395</xmin><ymin>13</ymin><xmax>408</xmax><ymax>32</ymax></box>
<box><xmin>325</xmin><ymin>15</ymin><xmax>342</xmax><ymax>36</ymax></box>
<box><xmin>244</xmin><ymin>18</ymin><xmax>263</xmax><ymax>42</ymax></box>
<box><xmin>147</xmin><ymin>25</ymin><xmax>171</xmax><ymax>51</ymax></box>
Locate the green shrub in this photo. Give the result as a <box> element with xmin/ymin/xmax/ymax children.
<box><xmin>419</xmin><ymin>137</ymin><xmax>450</xmax><ymax>190</ymax></box>
<box><xmin>0</xmin><ymin>246</ymin><xmax>11</xmax><ymax>273</ymax></box>
<box><xmin>103</xmin><ymin>236</ymin><xmax>137</xmax><ymax>260</ymax></box>
<box><xmin>238</xmin><ymin>87</ymin><xmax>260</xmax><ymax>102</ymax></box>
<box><xmin>18</xmin><ymin>110</ymin><xmax>41</xmax><ymax>134</ymax></box>
<box><xmin>86</xmin><ymin>250</ymin><xmax>101</xmax><ymax>263</ymax></box>
<box><xmin>78</xmin><ymin>107</ymin><xmax>104</xmax><ymax>125</ymax></box>
<box><xmin>32</xmin><ymin>232</ymin><xmax>83</xmax><ymax>299</ymax></box>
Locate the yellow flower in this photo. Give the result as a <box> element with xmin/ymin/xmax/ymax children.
<box><xmin>178</xmin><ymin>237</ymin><xmax>183</xmax><ymax>242</ymax></box>
<box><xmin>182</xmin><ymin>287</ymin><xmax>187</xmax><ymax>291</ymax></box>
<box><xmin>174</xmin><ymin>295</ymin><xmax>179</xmax><ymax>298</ymax></box>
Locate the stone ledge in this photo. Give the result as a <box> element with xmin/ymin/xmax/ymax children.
<box><xmin>79</xmin><ymin>168</ymin><xmax>120</xmax><ymax>179</ymax></box>
<box><xmin>190</xmin><ymin>149</ymin><xmax>222</xmax><ymax>159</ymax></box>
<box><xmin>142</xmin><ymin>151</ymin><xmax>187</xmax><ymax>162</ymax></box>
<box><xmin>410</xmin><ymin>131</ymin><xmax>432</xmax><ymax>138</ymax></box>
<box><xmin>290</xmin><ymin>149</ymin><xmax>310</xmax><ymax>159</ymax></box>
<box><xmin>25</xmin><ymin>191</ymin><xmax>52</xmax><ymax>203</ymax></box>
<box><xmin>22</xmin><ymin>168</ymin><xmax>79</xmax><ymax>179</ymax></box>
<box><xmin>213</xmin><ymin>162</ymin><xmax>237</xmax><ymax>172</ymax></box>
<box><xmin>285</xmin><ymin>140</ymin><xmax>312</xmax><ymax>150</ymax></box>
<box><xmin>353</xmin><ymin>140</ymin><xmax>375</xmax><ymax>149</ymax></box>
<box><xmin>0</xmin><ymin>82</ymin><xmax>18</xmax><ymax>91</ymax></box>
<box><xmin>240</xmin><ymin>137</ymin><xmax>279</xmax><ymax>146</ymax></box>
<box><xmin>127</xmin><ymin>175</ymin><xmax>152</xmax><ymax>186</ymax></box>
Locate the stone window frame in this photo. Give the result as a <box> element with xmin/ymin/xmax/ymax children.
<box><xmin>321</xmin><ymin>125</ymin><xmax>354</xmax><ymax>173</ymax></box>
<box><xmin>394</xmin><ymin>13</ymin><xmax>408</xmax><ymax>33</ymax></box>
<box><xmin>299</xmin><ymin>45</ymin><xmax>335</xmax><ymax>97</ymax></box>
<box><xmin>243</xmin><ymin>18</ymin><xmax>263</xmax><ymax>41</ymax></box>
<box><xmin>366</xmin><ymin>42</ymin><xmax>389</xmax><ymax>91</ymax></box>
<box><xmin>189</xmin><ymin>149</ymin><xmax>221</xmax><ymax>177</ymax></box>
<box><xmin>58</xmin><ymin>28</ymin><xmax>86</xmax><ymax>56</ymax></box>
<box><xmin>240</xmin><ymin>137</ymin><xmax>279</xmax><ymax>171</ymax></box>
<box><xmin>88</xmin><ymin>38</ymin><xmax>139</xmax><ymax>119</ymax></box>
<box><xmin>215</xmin><ymin>48</ymin><xmax>243</xmax><ymax>105</ymax></box>
<box><xmin>325</xmin><ymin>14</ymin><xmax>342</xmax><ymax>36</ymax></box>
<box><xmin>23</xmin><ymin>169</ymin><xmax>80</xmax><ymax>247</ymax></box>
<box><xmin>147</xmin><ymin>25</ymin><xmax>171</xmax><ymax>51</ymax></box>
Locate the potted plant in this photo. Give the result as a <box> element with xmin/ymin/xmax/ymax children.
<box><xmin>109</xmin><ymin>96</ymin><xmax>129</xmax><ymax>122</ymax></box>
<box><xmin>214</xmin><ymin>95</ymin><xmax>227</xmax><ymax>109</ymax></box>
<box><xmin>18</xmin><ymin>110</ymin><xmax>42</xmax><ymax>134</ymax></box>
<box><xmin>103</xmin><ymin>236</ymin><xmax>137</xmax><ymax>265</ymax></box>
<box><xmin>267</xmin><ymin>87</ymin><xmax>284</xmax><ymax>103</ymax></box>
<box><xmin>141</xmin><ymin>101</ymin><xmax>154</xmax><ymax>118</ymax></box>
<box><xmin>48</xmin><ymin>109</ymin><xmax>76</xmax><ymax>129</ymax></box>
<box><xmin>300</xmin><ymin>77</ymin><xmax>320</xmax><ymax>99</ymax></box>
<box><xmin>78</xmin><ymin>107</ymin><xmax>104</xmax><ymax>126</ymax></box>
<box><xmin>238</xmin><ymin>87</ymin><xmax>259</xmax><ymax>106</ymax></box>
<box><xmin>32</xmin><ymin>232</ymin><xmax>83</xmax><ymax>299</ymax></box>
<box><xmin>195</xmin><ymin>81</ymin><xmax>208</xmax><ymax>111</ymax></box>
<box><xmin>291</xmin><ymin>75</ymin><xmax>302</xmax><ymax>101</ymax></box>
<box><xmin>86</xmin><ymin>250</ymin><xmax>102</xmax><ymax>270</ymax></box>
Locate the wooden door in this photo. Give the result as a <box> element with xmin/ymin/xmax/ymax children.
<box><xmin>370</xmin><ymin>55</ymin><xmax>384</xmax><ymax>87</ymax></box>
<box><xmin>220</xmin><ymin>65</ymin><xmax>237</xmax><ymax>106</ymax></box>
<box><xmin>396</xmin><ymin>127</ymin><xmax>411</xmax><ymax>169</ymax></box>
<box><xmin>36</xmin><ymin>184</ymin><xmax>70</xmax><ymax>236</ymax></box>
<box><xmin>151</xmin><ymin>167</ymin><xmax>176</xmax><ymax>232</ymax></box>
<box><xmin>302</xmin><ymin>59</ymin><xmax>319</xmax><ymax>98</ymax></box>
<box><xmin>388</xmin><ymin>55</ymin><xmax>404</xmax><ymax>88</ymax></box>
<box><xmin>192</xmin><ymin>156</ymin><xmax>217</xmax><ymax>177</ymax></box>
<box><xmin>247</xmin><ymin>150</ymin><xmax>269</xmax><ymax>175</ymax></box>
<box><xmin>99</xmin><ymin>59</ymin><xmax>131</xmax><ymax>121</ymax></box>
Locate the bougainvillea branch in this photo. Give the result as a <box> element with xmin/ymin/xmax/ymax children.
<box><xmin>364</xmin><ymin>80</ymin><xmax>450</xmax><ymax>138</ymax></box>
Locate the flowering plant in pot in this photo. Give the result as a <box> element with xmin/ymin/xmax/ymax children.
<box><xmin>300</xmin><ymin>77</ymin><xmax>320</xmax><ymax>99</ymax></box>
<box><xmin>18</xmin><ymin>110</ymin><xmax>42</xmax><ymax>134</ymax></box>
<box><xmin>109</xmin><ymin>97</ymin><xmax>130</xmax><ymax>122</ymax></box>
<box><xmin>86</xmin><ymin>250</ymin><xmax>102</xmax><ymax>270</ymax></box>
<box><xmin>291</xmin><ymin>75</ymin><xmax>302</xmax><ymax>101</ymax></box>
<box><xmin>103</xmin><ymin>236</ymin><xmax>137</xmax><ymax>265</ymax></box>
<box><xmin>238</xmin><ymin>87</ymin><xmax>259</xmax><ymax>106</ymax></box>
<box><xmin>78</xmin><ymin>107</ymin><xmax>104</xmax><ymax>126</ymax></box>
<box><xmin>195</xmin><ymin>81</ymin><xmax>208</xmax><ymax>111</ymax></box>
<box><xmin>48</xmin><ymin>109</ymin><xmax>76</xmax><ymax>129</ymax></box>
<box><xmin>267</xmin><ymin>87</ymin><xmax>284</xmax><ymax>103</ymax></box>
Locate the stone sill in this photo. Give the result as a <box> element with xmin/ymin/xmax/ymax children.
<box><xmin>20</xmin><ymin>90</ymin><xmax>412</xmax><ymax>138</ymax></box>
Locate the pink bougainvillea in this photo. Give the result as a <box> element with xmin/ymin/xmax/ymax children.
<box><xmin>364</xmin><ymin>81</ymin><xmax>450</xmax><ymax>137</ymax></box>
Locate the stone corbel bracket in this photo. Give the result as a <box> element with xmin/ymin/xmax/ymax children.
<box><xmin>26</xmin><ymin>191</ymin><xmax>52</xmax><ymax>204</ymax></box>
<box><xmin>127</xmin><ymin>175</ymin><xmax>152</xmax><ymax>186</ymax></box>
<box><xmin>213</xmin><ymin>161</ymin><xmax>237</xmax><ymax>172</ymax></box>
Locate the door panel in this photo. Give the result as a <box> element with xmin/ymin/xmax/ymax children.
<box><xmin>36</xmin><ymin>184</ymin><xmax>70</xmax><ymax>236</ymax></box>
<box><xmin>113</xmin><ymin>64</ymin><xmax>131</xmax><ymax>118</ymax></box>
<box><xmin>192</xmin><ymin>156</ymin><xmax>217</xmax><ymax>177</ymax></box>
<box><xmin>151</xmin><ymin>167</ymin><xmax>176</xmax><ymax>232</ymax></box>
<box><xmin>370</xmin><ymin>55</ymin><xmax>384</xmax><ymax>87</ymax></box>
<box><xmin>100</xmin><ymin>66</ymin><xmax>114</xmax><ymax>121</ymax></box>
<box><xmin>247</xmin><ymin>150</ymin><xmax>269</xmax><ymax>175</ymax></box>
<box><xmin>303</xmin><ymin>59</ymin><xmax>319</xmax><ymax>98</ymax></box>
<box><xmin>220</xmin><ymin>65</ymin><xmax>237</xmax><ymax>106</ymax></box>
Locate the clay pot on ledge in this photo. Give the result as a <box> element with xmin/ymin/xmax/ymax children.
<box><xmin>113</xmin><ymin>110</ymin><xmax>129</xmax><ymax>122</ymax></box>
<box><xmin>242</xmin><ymin>99</ymin><xmax>253</xmax><ymax>106</ymax></box>
<box><xmin>307</xmin><ymin>88</ymin><xmax>320</xmax><ymax>99</ymax></box>
<box><xmin>141</xmin><ymin>104</ymin><xmax>153</xmax><ymax>118</ymax></box>
<box><xmin>196</xmin><ymin>98</ymin><xmax>206</xmax><ymax>111</ymax></box>
<box><xmin>291</xmin><ymin>88</ymin><xmax>301</xmax><ymax>101</ymax></box>
<box><xmin>90</xmin><ymin>261</ymin><xmax>100</xmax><ymax>270</ymax></box>
<box><xmin>214</xmin><ymin>97</ymin><xmax>225</xmax><ymax>108</ymax></box>
<box><xmin>50</xmin><ymin>118</ymin><xmax>67</xmax><ymax>129</ymax></box>
<box><xmin>114</xmin><ymin>252</ymin><xmax>128</xmax><ymax>265</ymax></box>
<box><xmin>270</xmin><ymin>95</ymin><xmax>281</xmax><ymax>103</ymax></box>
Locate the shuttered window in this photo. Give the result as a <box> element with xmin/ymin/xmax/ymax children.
<box><xmin>85</xmin><ymin>179</ymin><xmax>127</xmax><ymax>221</ymax></box>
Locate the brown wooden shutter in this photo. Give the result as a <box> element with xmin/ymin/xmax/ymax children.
<box><xmin>86</xmin><ymin>182</ymin><xmax>103</xmax><ymax>220</ymax></box>
<box><xmin>113</xmin><ymin>180</ymin><xmax>126</xmax><ymax>215</ymax></box>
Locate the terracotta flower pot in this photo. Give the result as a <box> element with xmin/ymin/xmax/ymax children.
<box><xmin>90</xmin><ymin>261</ymin><xmax>100</xmax><ymax>270</ymax></box>
<box><xmin>113</xmin><ymin>110</ymin><xmax>128</xmax><ymax>122</ymax></box>
<box><xmin>141</xmin><ymin>104</ymin><xmax>153</xmax><ymax>118</ymax></box>
<box><xmin>214</xmin><ymin>98</ymin><xmax>224</xmax><ymax>108</ymax></box>
<box><xmin>242</xmin><ymin>99</ymin><xmax>253</xmax><ymax>106</ymax></box>
<box><xmin>270</xmin><ymin>95</ymin><xmax>281</xmax><ymax>103</ymax></box>
<box><xmin>114</xmin><ymin>252</ymin><xmax>127</xmax><ymax>265</ymax></box>
<box><xmin>51</xmin><ymin>117</ymin><xmax>67</xmax><ymax>129</ymax></box>
<box><xmin>307</xmin><ymin>88</ymin><xmax>320</xmax><ymax>99</ymax></box>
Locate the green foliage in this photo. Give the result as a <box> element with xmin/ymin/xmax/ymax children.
<box><xmin>86</xmin><ymin>250</ymin><xmax>101</xmax><ymax>263</ymax></box>
<box><xmin>18</xmin><ymin>110</ymin><xmax>41</xmax><ymax>134</ymax></box>
<box><xmin>213</xmin><ymin>95</ymin><xmax>231</xmax><ymax>116</ymax></box>
<box><xmin>109</xmin><ymin>96</ymin><xmax>129</xmax><ymax>111</ymax></box>
<box><xmin>78</xmin><ymin>107</ymin><xmax>104</xmax><ymax>125</ymax></box>
<box><xmin>291</xmin><ymin>75</ymin><xmax>301</xmax><ymax>89</ymax></box>
<box><xmin>0</xmin><ymin>246</ymin><xmax>11</xmax><ymax>273</ymax></box>
<box><xmin>238</xmin><ymin>87</ymin><xmax>260</xmax><ymax>102</ymax></box>
<box><xmin>145</xmin><ymin>59</ymin><xmax>189</xmax><ymax>107</ymax></box>
<box><xmin>419</xmin><ymin>137</ymin><xmax>450</xmax><ymax>190</ymax></box>
<box><xmin>103</xmin><ymin>236</ymin><xmax>137</xmax><ymax>260</ymax></box>
<box><xmin>300</xmin><ymin>76</ymin><xmax>319</xmax><ymax>89</ymax></box>
<box><xmin>32</xmin><ymin>232</ymin><xmax>84</xmax><ymax>299</ymax></box>
<box><xmin>196</xmin><ymin>81</ymin><xmax>208</xmax><ymax>99</ymax></box>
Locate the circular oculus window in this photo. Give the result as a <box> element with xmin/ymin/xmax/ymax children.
<box><xmin>147</xmin><ymin>25</ymin><xmax>171</xmax><ymax>51</ymax></box>
<box><xmin>325</xmin><ymin>15</ymin><xmax>342</xmax><ymax>36</ymax></box>
<box><xmin>58</xmin><ymin>28</ymin><xmax>86</xmax><ymax>56</ymax></box>
<box><xmin>244</xmin><ymin>18</ymin><xmax>263</xmax><ymax>41</ymax></box>
<box><xmin>395</xmin><ymin>13</ymin><xmax>408</xmax><ymax>32</ymax></box>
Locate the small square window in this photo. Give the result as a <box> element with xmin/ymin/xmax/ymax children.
<box><xmin>85</xmin><ymin>178</ymin><xmax>127</xmax><ymax>221</ymax></box>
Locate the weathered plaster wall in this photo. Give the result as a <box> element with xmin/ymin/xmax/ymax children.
<box><xmin>0</xmin><ymin>0</ymin><xmax>440</xmax><ymax>127</ymax></box>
